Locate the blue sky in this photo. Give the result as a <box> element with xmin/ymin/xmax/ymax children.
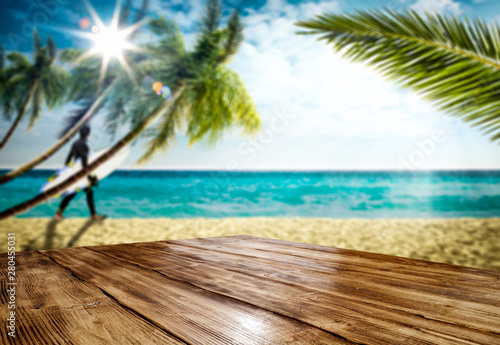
<box><xmin>1</xmin><ymin>0</ymin><xmax>500</xmax><ymax>170</ymax></box>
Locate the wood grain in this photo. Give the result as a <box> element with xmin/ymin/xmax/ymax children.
<box><xmin>3</xmin><ymin>236</ymin><xmax>499</xmax><ymax>344</ymax></box>
<box><xmin>89</xmin><ymin>240</ymin><xmax>500</xmax><ymax>344</ymax></box>
<box><xmin>40</xmin><ymin>246</ymin><xmax>353</xmax><ymax>344</ymax></box>
<box><xmin>0</xmin><ymin>251</ymin><xmax>187</xmax><ymax>345</ymax></box>
<box><xmin>133</xmin><ymin>240</ymin><xmax>500</xmax><ymax>330</ymax></box>
<box><xmin>169</xmin><ymin>236</ymin><xmax>500</xmax><ymax>303</ymax></box>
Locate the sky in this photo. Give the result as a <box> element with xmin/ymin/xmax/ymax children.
<box><xmin>1</xmin><ymin>0</ymin><xmax>500</xmax><ymax>171</ymax></box>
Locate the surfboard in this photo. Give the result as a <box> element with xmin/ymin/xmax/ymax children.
<box><xmin>40</xmin><ymin>146</ymin><xmax>130</xmax><ymax>198</ymax></box>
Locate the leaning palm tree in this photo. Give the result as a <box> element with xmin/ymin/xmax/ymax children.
<box><xmin>296</xmin><ymin>9</ymin><xmax>500</xmax><ymax>141</ymax></box>
<box><xmin>0</xmin><ymin>28</ymin><xmax>69</xmax><ymax>150</ymax></box>
<box><xmin>0</xmin><ymin>0</ymin><xmax>149</xmax><ymax>185</ymax></box>
<box><xmin>0</xmin><ymin>0</ymin><xmax>260</xmax><ymax>219</ymax></box>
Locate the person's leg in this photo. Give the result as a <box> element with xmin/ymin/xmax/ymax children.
<box><xmin>84</xmin><ymin>187</ymin><xmax>96</xmax><ymax>216</ymax></box>
<box><xmin>55</xmin><ymin>193</ymin><xmax>77</xmax><ymax>220</ymax></box>
<box><xmin>85</xmin><ymin>187</ymin><xmax>106</xmax><ymax>220</ymax></box>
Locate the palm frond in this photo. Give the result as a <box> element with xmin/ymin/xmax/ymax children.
<box><xmin>149</xmin><ymin>17</ymin><xmax>186</xmax><ymax>57</ymax></box>
<box><xmin>104</xmin><ymin>76</ymin><xmax>138</xmax><ymax>138</ymax></box>
<box><xmin>218</xmin><ymin>9</ymin><xmax>244</xmax><ymax>64</ymax></box>
<box><xmin>296</xmin><ymin>9</ymin><xmax>500</xmax><ymax>141</ymax></box>
<box><xmin>66</xmin><ymin>58</ymin><xmax>106</xmax><ymax>101</ymax></box>
<box><xmin>46</xmin><ymin>35</ymin><xmax>57</xmax><ymax>65</ymax></box>
<box><xmin>126</xmin><ymin>93</ymin><xmax>163</xmax><ymax>130</ymax></box>
<box><xmin>59</xmin><ymin>48</ymin><xmax>87</xmax><ymax>64</ymax></box>
<box><xmin>58</xmin><ymin>98</ymin><xmax>104</xmax><ymax>138</ymax></box>
<box><xmin>105</xmin><ymin>97</ymin><xmax>126</xmax><ymax>139</ymax></box>
<box><xmin>42</xmin><ymin>66</ymin><xmax>70</xmax><ymax>109</ymax></box>
<box><xmin>28</xmin><ymin>85</ymin><xmax>42</xmax><ymax>130</ymax></box>
<box><xmin>6</xmin><ymin>52</ymin><xmax>30</xmax><ymax>70</ymax></box>
<box><xmin>134</xmin><ymin>0</ymin><xmax>149</xmax><ymax>24</ymax></box>
<box><xmin>1</xmin><ymin>83</ymin><xmax>17</xmax><ymax>121</ymax></box>
<box><xmin>33</xmin><ymin>27</ymin><xmax>42</xmax><ymax>54</ymax></box>
<box><xmin>119</xmin><ymin>0</ymin><xmax>131</xmax><ymax>28</ymax></box>
<box><xmin>136</xmin><ymin>91</ymin><xmax>188</xmax><ymax>163</ymax></box>
<box><xmin>186</xmin><ymin>66</ymin><xmax>260</xmax><ymax>146</ymax></box>
<box><xmin>202</xmin><ymin>0</ymin><xmax>222</xmax><ymax>34</ymax></box>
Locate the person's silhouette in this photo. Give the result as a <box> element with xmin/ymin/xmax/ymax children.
<box><xmin>54</xmin><ymin>126</ymin><xmax>106</xmax><ymax>221</ymax></box>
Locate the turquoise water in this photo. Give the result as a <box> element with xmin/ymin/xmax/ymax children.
<box><xmin>1</xmin><ymin>170</ymin><xmax>499</xmax><ymax>218</ymax></box>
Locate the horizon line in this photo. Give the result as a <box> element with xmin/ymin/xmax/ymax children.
<box><xmin>1</xmin><ymin>167</ymin><xmax>500</xmax><ymax>172</ymax></box>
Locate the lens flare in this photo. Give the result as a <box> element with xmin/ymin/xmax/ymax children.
<box><xmin>152</xmin><ymin>82</ymin><xmax>163</xmax><ymax>95</ymax></box>
<box><xmin>79</xmin><ymin>18</ymin><xmax>91</xmax><ymax>30</ymax></box>
<box><xmin>161</xmin><ymin>86</ymin><xmax>171</xmax><ymax>98</ymax></box>
<box><xmin>91</xmin><ymin>25</ymin><xmax>99</xmax><ymax>33</ymax></box>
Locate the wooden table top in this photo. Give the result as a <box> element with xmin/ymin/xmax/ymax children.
<box><xmin>1</xmin><ymin>235</ymin><xmax>499</xmax><ymax>344</ymax></box>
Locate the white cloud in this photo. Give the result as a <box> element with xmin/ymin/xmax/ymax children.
<box><xmin>135</xmin><ymin>0</ymin><xmax>205</xmax><ymax>28</ymax></box>
<box><xmin>410</xmin><ymin>0</ymin><xmax>462</xmax><ymax>14</ymax></box>
<box><xmin>229</xmin><ymin>0</ymin><xmax>444</xmax><ymax>143</ymax></box>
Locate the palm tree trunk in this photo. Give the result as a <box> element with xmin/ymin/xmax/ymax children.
<box><xmin>0</xmin><ymin>83</ymin><xmax>37</xmax><ymax>151</ymax></box>
<box><xmin>0</xmin><ymin>86</ymin><xmax>184</xmax><ymax>220</ymax></box>
<box><xmin>0</xmin><ymin>87</ymin><xmax>111</xmax><ymax>186</ymax></box>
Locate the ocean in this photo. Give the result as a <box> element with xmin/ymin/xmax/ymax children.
<box><xmin>0</xmin><ymin>170</ymin><xmax>499</xmax><ymax>219</ymax></box>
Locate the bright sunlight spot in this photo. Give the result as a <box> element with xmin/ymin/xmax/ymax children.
<box><xmin>91</xmin><ymin>26</ymin><xmax>127</xmax><ymax>58</ymax></box>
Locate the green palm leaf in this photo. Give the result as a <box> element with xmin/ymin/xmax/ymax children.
<box><xmin>218</xmin><ymin>9</ymin><xmax>244</xmax><ymax>64</ymax></box>
<box><xmin>137</xmin><ymin>90</ymin><xmax>188</xmax><ymax>163</ymax></box>
<box><xmin>202</xmin><ymin>0</ymin><xmax>222</xmax><ymax>34</ymax></box>
<box><xmin>185</xmin><ymin>66</ymin><xmax>259</xmax><ymax>145</ymax></box>
<box><xmin>134</xmin><ymin>0</ymin><xmax>149</xmax><ymax>24</ymax></box>
<box><xmin>296</xmin><ymin>9</ymin><xmax>500</xmax><ymax>141</ymax></box>
<box><xmin>33</xmin><ymin>27</ymin><xmax>42</xmax><ymax>54</ymax></box>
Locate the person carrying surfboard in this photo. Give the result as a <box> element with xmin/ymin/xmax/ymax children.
<box><xmin>54</xmin><ymin>125</ymin><xmax>107</xmax><ymax>221</ymax></box>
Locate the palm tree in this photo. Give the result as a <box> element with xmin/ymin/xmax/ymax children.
<box><xmin>0</xmin><ymin>0</ymin><xmax>149</xmax><ymax>185</ymax></box>
<box><xmin>296</xmin><ymin>9</ymin><xmax>500</xmax><ymax>141</ymax></box>
<box><xmin>0</xmin><ymin>0</ymin><xmax>260</xmax><ymax>219</ymax></box>
<box><xmin>0</xmin><ymin>28</ymin><xmax>69</xmax><ymax>150</ymax></box>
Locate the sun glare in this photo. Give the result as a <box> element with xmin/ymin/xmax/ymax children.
<box><xmin>91</xmin><ymin>27</ymin><xmax>128</xmax><ymax>58</ymax></box>
<box><xmin>67</xmin><ymin>0</ymin><xmax>145</xmax><ymax>86</ymax></box>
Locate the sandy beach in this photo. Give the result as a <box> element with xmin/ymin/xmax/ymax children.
<box><xmin>1</xmin><ymin>217</ymin><xmax>499</xmax><ymax>271</ymax></box>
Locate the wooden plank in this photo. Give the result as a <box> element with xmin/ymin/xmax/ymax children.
<box><xmin>0</xmin><ymin>251</ymin><xmax>187</xmax><ymax>345</ymax></box>
<box><xmin>130</xmin><ymin>240</ymin><xmax>500</xmax><ymax>333</ymax></box>
<box><xmin>40</xmin><ymin>246</ymin><xmax>354</xmax><ymax>345</ymax></box>
<box><xmin>170</xmin><ymin>237</ymin><xmax>500</xmax><ymax>305</ymax></box>
<box><xmin>89</xmin><ymin>241</ymin><xmax>500</xmax><ymax>345</ymax></box>
<box><xmin>210</xmin><ymin>235</ymin><xmax>499</xmax><ymax>279</ymax></box>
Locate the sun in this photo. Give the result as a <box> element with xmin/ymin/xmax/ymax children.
<box><xmin>90</xmin><ymin>26</ymin><xmax>129</xmax><ymax>59</ymax></box>
<box><xmin>70</xmin><ymin>0</ymin><xmax>144</xmax><ymax>86</ymax></box>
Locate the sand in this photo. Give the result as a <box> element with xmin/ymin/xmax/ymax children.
<box><xmin>1</xmin><ymin>217</ymin><xmax>499</xmax><ymax>271</ymax></box>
